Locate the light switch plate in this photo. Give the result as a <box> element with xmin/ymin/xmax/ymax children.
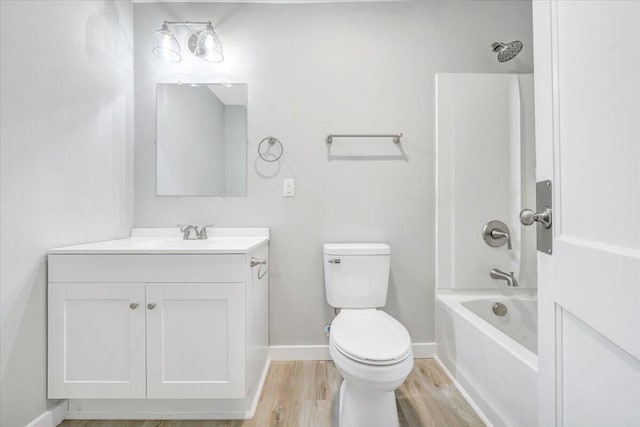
<box><xmin>283</xmin><ymin>179</ymin><xmax>295</xmax><ymax>197</ymax></box>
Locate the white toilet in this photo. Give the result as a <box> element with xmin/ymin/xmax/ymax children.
<box><xmin>323</xmin><ymin>243</ymin><xmax>413</xmax><ymax>427</ymax></box>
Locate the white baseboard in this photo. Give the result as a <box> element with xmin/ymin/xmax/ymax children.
<box><xmin>267</xmin><ymin>342</ymin><xmax>436</xmax><ymax>361</ymax></box>
<box><xmin>268</xmin><ymin>344</ymin><xmax>331</xmax><ymax>360</ymax></box>
<box><xmin>434</xmin><ymin>356</ymin><xmax>494</xmax><ymax>427</ymax></box>
<box><xmin>411</xmin><ymin>342</ymin><xmax>437</xmax><ymax>358</ymax></box>
<box><xmin>25</xmin><ymin>400</ymin><xmax>68</xmax><ymax>427</ymax></box>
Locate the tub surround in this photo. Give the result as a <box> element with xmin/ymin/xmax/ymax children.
<box><xmin>436</xmin><ymin>73</ymin><xmax>537</xmax><ymax>290</ymax></box>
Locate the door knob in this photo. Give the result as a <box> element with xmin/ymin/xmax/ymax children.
<box><xmin>520</xmin><ymin>207</ymin><xmax>552</xmax><ymax>229</ymax></box>
<box><xmin>147</xmin><ymin>303</ymin><xmax>157</xmax><ymax>310</ymax></box>
<box><xmin>129</xmin><ymin>302</ymin><xmax>139</xmax><ymax>310</ymax></box>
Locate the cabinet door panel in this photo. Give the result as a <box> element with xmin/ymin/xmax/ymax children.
<box><xmin>146</xmin><ymin>283</ymin><xmax>245</xmax><ymax>399</ymax></box>
<box><xmin>48</xmin><ymin>283</ymin><xmax>146</xmax><ymax>398</ymax></box>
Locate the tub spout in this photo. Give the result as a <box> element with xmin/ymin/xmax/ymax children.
<box><xmin>490</xmin><ymin>268</ymin><xmax>519</xmax><ymax>287</ymax></box>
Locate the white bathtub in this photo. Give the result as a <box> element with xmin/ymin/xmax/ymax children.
<box><xmin>436</xmin><ymin>292</ymin><xmax>538</xmax><ymax>427</ymax></box>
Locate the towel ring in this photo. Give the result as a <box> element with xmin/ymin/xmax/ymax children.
<box><xmin>258</xmin><ymin>136</ymin><xmax>283</xmax><ymax>162</ymax></box>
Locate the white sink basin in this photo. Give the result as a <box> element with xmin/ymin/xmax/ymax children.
<box><xmin>49</xmin><ymin>228</ymin><xmax>269</xmax><ymax>255</ymax></box>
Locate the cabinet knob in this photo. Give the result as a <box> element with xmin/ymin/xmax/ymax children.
<box><xmin>147</xmin><ymin>303</ymin><xmax>157</xmax><ymax>310</ymax></box>
<box><xmin>129</xmin><ymin>302</ymin><xmax>139</xmax><ymax>310</ymax></box>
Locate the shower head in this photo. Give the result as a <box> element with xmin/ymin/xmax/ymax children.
<box><xmin>491</xmin><ymin>41</ymin><xmax>523</xmax><ymax>63</ymax></box>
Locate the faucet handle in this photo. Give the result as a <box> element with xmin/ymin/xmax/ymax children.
<box><xmin>198</xmin><ymin>224</ymin><xmax>215</xmax><ymax>240</ymax></box>
<box><xmin>492</xmin><ymin>229</ymin><xmax>512</xmax><ymax>250</ymax></box>
<box><xmin>482</xmin><ymin>220</ymin><xmax>512</xmax><ymax>250</ymax></box>
<box><xmin>178</xmin><ymin>224</ymin><xmax>198</xmax><ymax>240</ymax></box>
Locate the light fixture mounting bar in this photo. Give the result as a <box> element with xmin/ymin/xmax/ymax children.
<box><xmin>164</xmin><ymin>21</ymin><xmax>212</xmax><ymax>26</ymax></box>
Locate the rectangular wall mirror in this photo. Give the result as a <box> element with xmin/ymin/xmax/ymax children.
<box><xmin>156</xmin><ymin>83</ymin><xmax>247</xmax><ymax>196</ymax></box>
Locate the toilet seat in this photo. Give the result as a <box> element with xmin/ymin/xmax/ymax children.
<box><xmin>331</xmin><ymin>309</ymin><xmax>411</xmax><ymax>366</ymax></box>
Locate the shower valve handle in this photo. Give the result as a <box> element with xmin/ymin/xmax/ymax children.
<box><xmin>520</xmin><ymin>207</ymin><xmax>552</xmax><ymax>229</ymax></box>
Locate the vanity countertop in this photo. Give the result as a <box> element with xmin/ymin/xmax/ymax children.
<box><xmin>49</xmin><ymin>228</ymin><xmax>269</xmax><ymax>255</ymax></box>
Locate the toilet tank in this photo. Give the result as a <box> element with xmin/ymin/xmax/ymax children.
<box><xmin>323</xmin><ymin>243</ymin><xmax>391</xmax><ymax>308</ymax></box>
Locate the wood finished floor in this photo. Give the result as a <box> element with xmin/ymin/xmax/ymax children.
<box><xmin>60</xmin><ymin>359</ymin><xmax>484</xmax><ymax>427</ymax></box>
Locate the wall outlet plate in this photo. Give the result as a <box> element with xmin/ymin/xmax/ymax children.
<box><xmin>283</xmin><ymin>179</ymin><xmax>295</xmax><ymax>197</ymax></box>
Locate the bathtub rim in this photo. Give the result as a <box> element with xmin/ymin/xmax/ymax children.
<box><xmin>437</xmin><ymin>290</ymin><xmax>538</xmax><ymax>372</ymax></box>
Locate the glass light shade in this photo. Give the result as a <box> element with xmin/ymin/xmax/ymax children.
<box><xmin>195</xmin><ymin>25</ymin><xmax>224</xmax><ymax>63</ymax></box>
<box><xmin>152</xmin><ymin>25</ymin><xmax>182</xmax><ymax>63</ymax></box>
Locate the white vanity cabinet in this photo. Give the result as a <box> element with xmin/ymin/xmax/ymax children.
<box><xmin>47</xmin><ymin>229</ymin><xmax>269</xmax><ymax>412</ymax></box>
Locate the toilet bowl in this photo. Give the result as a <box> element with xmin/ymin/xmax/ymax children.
<box><xmin>323</xmin><ymin>243</ymin><xmax>413</xmax><ymax>427</ymax></box>
<box><xmin>329</xmin><ymin>308</ymin><xmax>413</xmax><ymax>427</ymax></box>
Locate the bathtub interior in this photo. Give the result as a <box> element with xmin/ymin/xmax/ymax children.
<box><xmin>462</xmin><ymin>297</ymin><xmax>537</xmax><ymax>355</ymax></box>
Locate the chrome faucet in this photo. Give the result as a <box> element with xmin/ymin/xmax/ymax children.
<box><xmin>197</xmin><ymin>224</ymin><xmax>215</xmax><ymax>240</ymax></box>
<box><xmin>490</xmin><ymin>268</ymin><xmax>519</xmax><ymax>287</ymax></box>
<box><xmin>179</xmin><ymin>225</ymin><xmax>199</xmax><ymax>240</ymax></box>
<box><xmin>179</xmin><ymin>224</ymin><xmax>215</xmax><ymax>240</ymax></box>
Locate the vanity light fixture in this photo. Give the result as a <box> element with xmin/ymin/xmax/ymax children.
<box><xmin>195</xmin><ymin>22</ymin><xmax>224</xmax><ymax>63</ymax></box>
<box><xmin>152</xmin><ymin>21</ymin><xmax>224</xmax><ymax>63</ymax></box>
<box><xmin>152</xmin><ymin>22</ymin><xmax>181</xmax><ymax>63</ymax></box>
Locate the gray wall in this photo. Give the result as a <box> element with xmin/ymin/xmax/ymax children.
<box><xmin>133</xmin><ymin>1</ymin><xmax>533</xmax><ymax>346</ymax></box>
<box><xmin>0</xmin><ymin>1</ymin><xmax>134</xmax><ymax>426</ymax></box>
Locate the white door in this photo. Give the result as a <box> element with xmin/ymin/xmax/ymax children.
<box><xmin>533</xmin><ymin>1</ymin><xmax>640</xmax><ymax>426</ymax></box>
<box><xmin>146</xmin><ymin>283</ymin><xmax>245</xmax><ymax>399</ymax></box>
<box><xmin>48</xmin><ymin>283</ymin><xmax>146</xmax><ymax>398</ymax></box>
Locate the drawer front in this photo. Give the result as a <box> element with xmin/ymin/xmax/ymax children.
<box><xmin>49</xmin><ymin>254</ymin><xmax>246</xmax><ymax>283</ymax></box>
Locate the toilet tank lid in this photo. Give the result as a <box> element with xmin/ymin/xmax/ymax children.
<box><xmin>323</xmin><ymin>243</ymin><xmax>390</xmax><ymax>255</ymax></box>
